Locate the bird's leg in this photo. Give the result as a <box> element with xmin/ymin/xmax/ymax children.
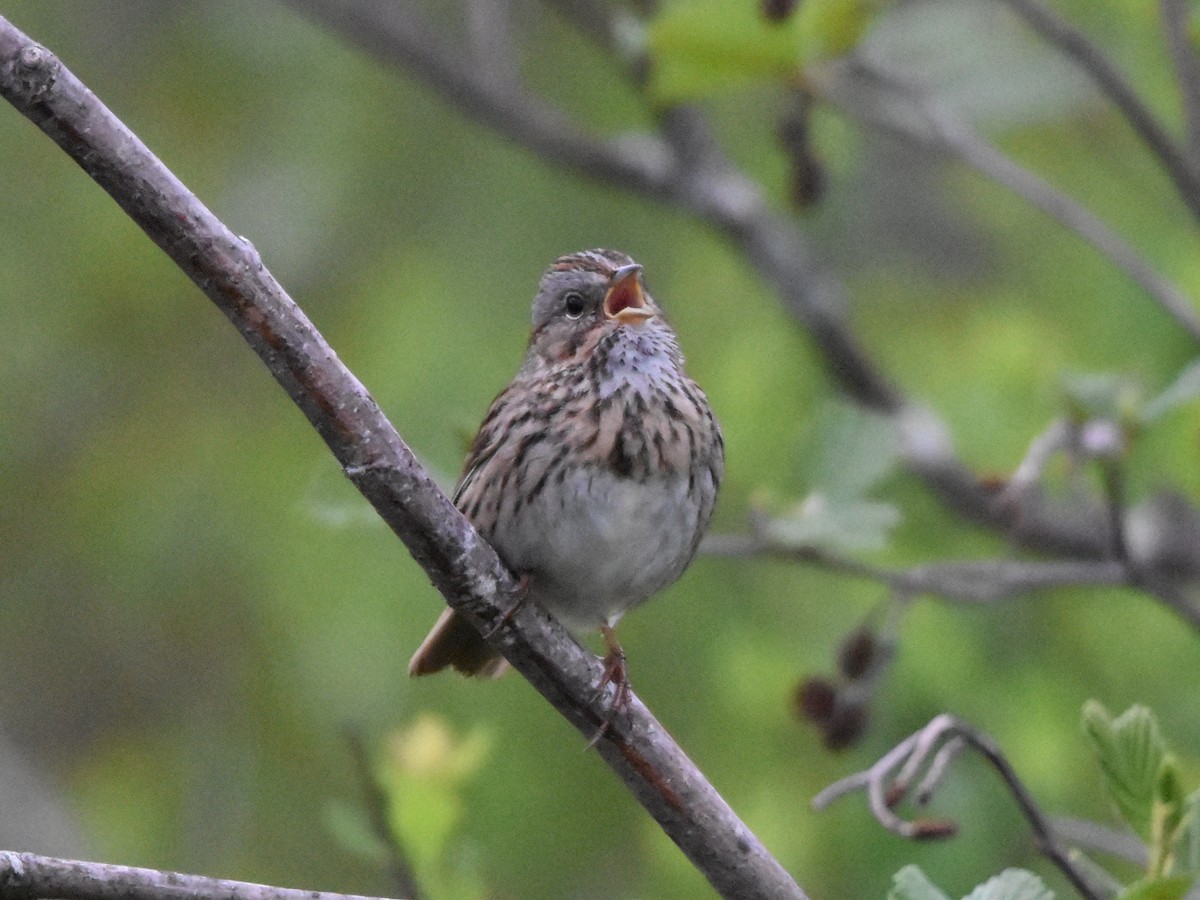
<box><xmin>588</xmin><ymin>625</ymin><xmax>632</xmax><ymax>747</ymax></box>
<box><xmin>481</xmin><ymin>572</ymin><xmax>530</xmax><ymax>640</ymax></box>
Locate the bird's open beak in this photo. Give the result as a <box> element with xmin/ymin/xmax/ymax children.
<box><xmin>603</xmin><ymin>264</ymin><xmax>654</xmax><ymax>325</ymax></box>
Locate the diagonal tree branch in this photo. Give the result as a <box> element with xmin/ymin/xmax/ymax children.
<box><xmin>996</xmin><ymin>0</ymin><xmax>1200</xmax><ymax>224</ymax></box>
<box><xmin>1160</xmin><ymin>0</ymin><xmax>1200</xmax><ymax>165</ymax></box>
<box><xmin>289</xmin><ymin>0</ymin><xmax>670</xmax><ymax>194</ymax></box>
<box><xmin>703</xmin><ymin>535</ymin><xmax>1131</xmax><ymax>605</ymax></box>
<box><xmin>0</xmin><ymin>14</ymin><xmax>806</xmax><ymax>900</ymax></box>
<box><xmin>707</xmin><ymin>528</ymin><xmax>1200</xmax><ymax>631</ymax></box>
<box><xmin>812</xmin><ymin>58</ymin><xmax>1200</xmax><ymax>345</ymax></box>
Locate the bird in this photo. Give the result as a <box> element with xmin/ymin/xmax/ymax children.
<box><xmin>408</xmin><ymin>249</ymin><xmax>724</xmax><ymax>721</ymax></box>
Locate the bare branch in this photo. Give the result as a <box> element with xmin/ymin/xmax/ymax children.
<box><xmin>287</xmin><ymin>0</ymin><xmax>672</xmax><ymax>193</ymax></box>
<box><xmin>1160</xmin><ymin>0</ymin><xmax>1200</xmax><ymax>165</ymax></box>
<box><xmin>709</xmin><ymin>506</ymin><xmax>1200</xmax><ymax>628</ymax></box>
<box><xmin>996</xmin><ymin>0</ymin><xmax>1200</xmax><ymax>223</ymax></box>
<box><xmin>1098</xmin><ymin>461</ymin><xmax>1132</xmax><ymax>568</ymax></box>
<box><xmin>0</xmin><ymin>851</ymin><xmax>395</xmax><ymax>900</ymax></box>
<box><xmin>0</xmin><ymin>15</ymin><xmax>806</xmax><ymax>900</ymax></box>
<box><xmin>466</xmin><ymin>0</ymin><xmax>522</xmax><ymax>91</ymax></box>
<box><xmin>704</xmin><ymin>533</ymin><xmax>1129</xmax><ymax>604</ymax></box>
<box><xmin>892</xmin><ymin>404</ymin><xmax>1113</xmax><ymax>559</ymax></box>
<box><xmin>1005</xmin><ymin>418</ymin><xmax>1073</xmax><ymax>498</ymax></box>
<box><xmin>813</xmin><ymin>714</ymin><xmax>1104</xmax><ymax>900</ymax></box>
<box><xmin>541</xmin><ymin>0</ymin><xmax>646</xmax><ymax>72</ymax></box>
<box><xmin>853</xmin><ymin>557</ymin><xmax>1131</xmax><ymax>604</ymax></box>
<box><xmin>812</xmin><ymin>59</ymin><xmax>1200</xmax><ymax>345</ymax></box>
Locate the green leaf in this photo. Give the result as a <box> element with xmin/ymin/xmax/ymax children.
<box><xmin>887</xmin><ymin>864</ymin><xmax>952</xmax><ymax>900</ymax></box>
<box><xmin>376</xmin><ymin>716</ymin><xmax>493</xmax><ymax>875</ymax></box>
<box><xmin>962</xmin><ymin>868</ymin><xmax>1055</xmax><ymax>900</ymax></box>
<box><xmin>1151</xmin><ymin>758</ymin><xmax>1187</xmax><ymax>877</ymax></box>
<box><xmin>647</xmin><ymin>0</ymin><xmax>887</xmax><ymax>101</ymax></box>
<box><xmin>1142</xmin><ymin>359</ymin><xmax>1200</xmax><ymax>423</ymax></box>
<box><xmin>1119</xmin><ymin>874</ymin><xmax>1198</xmax><ymax>900</ymax></box>
<box><xmin>800</xmin><ymin>0</ymin><xmax>888</xmax><ymax>57</ymax></box>
<box><xmin>649</xmin><ymin>2</ymin><xmax>801</xmax><ymax>100</ymax></box>
<box><xmin>763</xmin><ymin>492</ymin><xmax>901</xmax><ymax>554</ymax></box>
<box><xmin>761</xmin><ymin>402</ymin><xmax>901</xmax><ymax>553</ymax></box>
<box><xmin>809</xmin><ymin>402</ymin><xmax>901</xmax><ymax>499</ymax></box>
<box><xmin>1083</xmin><ymin>702</ymin><xmax>1166</xmax><ymax>841</ymax></box>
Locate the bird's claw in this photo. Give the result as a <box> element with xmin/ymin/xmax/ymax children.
<box><xmin>587</xmin><ymin>627</ymin><xmax>632</xmax><ymax>748</ymax></box>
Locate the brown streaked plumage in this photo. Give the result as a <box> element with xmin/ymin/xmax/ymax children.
<box><xmin>408</xmin><ymin>250</ymin><xmax>724</xmax><ymax>708</ymax></box>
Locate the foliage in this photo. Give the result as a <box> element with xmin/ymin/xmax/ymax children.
<box><xmin>1082</xmin><ymin>703</ymin><xmax>1200</xmax><ymax>893</ymax></box>
<box><xmin>1083</xmin><ymin>703</ymin><xmax>1167</xmax><ymax>846</ymax></box>
<box><xmin>760</xmin><ymin>401</ymin><xmax>902</xmax><ymax>554</ymax></box>
<box><xmin>647</xmin><ymin>0</ymin><xmax>888</xmax><ymax>100</ymax></box>
<box><xmin>889</xmin><ymin>866</ymin><xmax>1053</xmax><ymax>900</ymax></box>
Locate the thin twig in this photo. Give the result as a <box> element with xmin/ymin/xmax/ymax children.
<box><xmin>345</xmin><ymin>730</ymin><xmax>423</xmax><ymax>900</ymax></box>
<box><xmin>1005</xmin><ymin>418</ymin><xmax>1072</xmax><ymax>497</ymax></box>
<box><xmin>912</xmin><ymin>736</ymin><xmax>967</xmax><ymax>805</ymax></box>
<box><xmin>708</xmin><ymin>525</ymin><xmax>1200</xmax><ymax>628</ymax></box>
<box><xmin>286</xmin><ymin>0</ymin><xmax>671</xmax><ymax>195</ymax></box>
<box><xmin>813</xmin><ymin>714</ymin><xmax>1104</xmax><ymax>900</ymax></box>
<box><xmin>466</xmin><ymin>0</ymin><xmax>521</xmax><ymax>91</ymax></box>
<box><xmin>996</xmin><ymin>0</ymin><xmax>1200</xmax><ymax>223</ymax></box>
<box><xmin>1160</xmin><ymin>0</ymin><xmax>1200</xmax><ymax>165</ymax></box>
<box><xmin>812</xmin><ymin>59</ymin><xmax>1200</xmax><ymax>345</ymax></box>
<box><xmin>702</xmin><ymin>534</ymin><xmax>1130</xmax><ymax>604</ymax></box>
<box><xmin>0</xmin><ymin>16</ymin><xmax>806</xmax><ymax>900</ymax></box>
<box><xmin>1098</xmin><ymin>462</ymin><xmax>1131</xmax><ymax>567</ymax></box>
<box><xmin>0</xmin><ymin>851</ymin><xmax>396</xmax><ymax>900</ymax></box>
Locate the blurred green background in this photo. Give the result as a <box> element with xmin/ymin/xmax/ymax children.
<box><xmin>0</xmin><ymin>2</ymin><xmax>1197</xmax><ymax>898</ymax></box>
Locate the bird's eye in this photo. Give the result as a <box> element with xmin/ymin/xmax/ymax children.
<box><xmin>563</xmin><ymin>291</ymin><xmax>587</xmax><ymax>319</ymax></box>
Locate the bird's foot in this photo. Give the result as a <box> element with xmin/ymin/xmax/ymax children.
<box><xmin>587</xmin><ymin>626</ymin><xmax>632</xmax><ymax>748</ymax></box>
